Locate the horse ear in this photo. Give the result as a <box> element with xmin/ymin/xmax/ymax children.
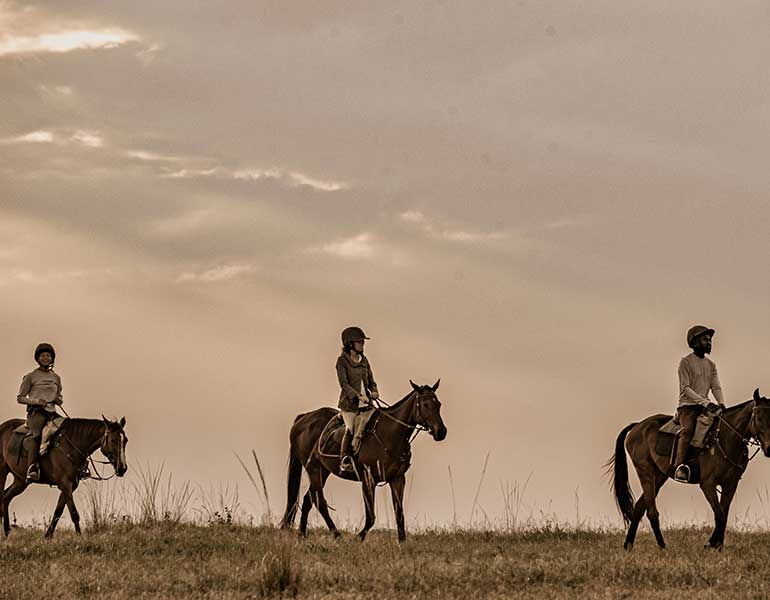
<box><xmin>410</xmin><ymin>380</ymin><xmax>420</xmax><ymax>392</ymax></box>
<box><xmin>432</xmin><ymin>379</ymin><xmax>441</xmax><ymax>392</ymax></box>
<box><xmin>755</xmin><ymin>388</ymin><xmax>762</xmax><ymax>401</ymax></box>
<box><xmin>119</xmin><ymin>417</ymin><xmax>126</xmax><ymax>428</ymax></box>
<box><xmin>102</xmin><ymin>414</ymin><xmax>109</xmax><ymax>425</ymax></box>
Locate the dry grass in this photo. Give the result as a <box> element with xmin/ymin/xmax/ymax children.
<box><xmin>3</xmin><ymin>523</ymin><xmax>770</xmax><ymax>598</ymax></box>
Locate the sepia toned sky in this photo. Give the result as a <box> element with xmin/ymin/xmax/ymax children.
<box><xmin>2</xmin><ymin>1</ymin><xmax>770</xmax><ymax>527</ymax></box>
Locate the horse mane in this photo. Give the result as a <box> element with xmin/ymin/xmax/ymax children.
<box><xmin>385</xmin><ymin>390</ymin><xmax>417</xmax><ymax>411</ymax></box>
<box><xmin>61</xmin><ymin>418</ymin><xmax>105</xmax><ymax>440</ymax></box>
<box><xmin>726</xmin><ymin>398</ymin><xmax>754</xmax><ymax>413</ymax></box>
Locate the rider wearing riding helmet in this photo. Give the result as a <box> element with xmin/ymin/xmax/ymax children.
<box><xmin>674</xmin><ymin>325</ymin><xmax>726</xmax><ymax>483</ymax></box>
<box><xmin>336</xmin><ymin>327</ymin><xmax>379</xmax><ymax>474</ymax></box>
<box><xmin>16</xmin><ymin>342</ymin><xmax>63</xmax><ymax>482</ymax></box>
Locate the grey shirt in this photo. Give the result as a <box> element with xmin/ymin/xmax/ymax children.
<box><xmin>678</xmin><ymin>353</ymin><xmax>724</xmax><ymax>408</ymax></box>
<box><xmin>17</xmin><ymin>367</ymin><xmax>63</xmax><ymax>414</ymax></box>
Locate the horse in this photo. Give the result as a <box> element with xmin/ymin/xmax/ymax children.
<box><xmin>608</xmin><ymin>389</ymin><xmax>770</xmax><ymax>550</ymax></box>
<box><xmin>0</xmin><ymin>415</ymin><xmax>128</xmax><ymax>538</ymax></box>
<box><xmin>280</xmin><ymin>380</ymin><xmax>447</xmax><ymax>542</ymax></box>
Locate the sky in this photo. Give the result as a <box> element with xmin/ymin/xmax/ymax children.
<box><xmin>2</xmin><ymin>0</ymin><xmax>770</xmax><ymax>530</ymax></box>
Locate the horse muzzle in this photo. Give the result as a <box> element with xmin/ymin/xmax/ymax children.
<box><xmin>116</xmin><ymin>465</ymin><xmax>128</xmax><ymax>477</ymax></box>
<box><xmin>764</xmin><ymin>446</ymin><xmax>770</xmax><ymax>459</ymax></box>
<box><xmin>432</xmin><ymin>426</ymin><xmax>447</xmax><ymax>441</ymax></box>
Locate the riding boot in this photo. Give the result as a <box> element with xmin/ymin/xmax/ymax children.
<box><xmin>26</xmin><ymin>437</ymin><xmax>41</xmax><ymax>482</ymax></box>
<box><xmin>339</xmin><ymin>429</ymin><xmax>355</xmax><ymax>474</ymax></box>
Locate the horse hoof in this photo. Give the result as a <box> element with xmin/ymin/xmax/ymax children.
<box><xmin>332</xmin><ymin>530</ymin><xmax>341</xmax><ymax>539</ymax></box>
<box><xmin>623</xmin><ymin>542</ymin><xmax>633</xmax><ymax>551</ymax></box>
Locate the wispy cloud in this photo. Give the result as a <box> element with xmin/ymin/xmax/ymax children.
<box><xmin>176</xmin><ymin>263</ymin><xmax>258</xmax><ymax>283</ymax></box>
<box><xmin>399</xmin><ymin>210</ymin><xmax>507</xmax><ymax>244</ymax></box>
<box><xmin>71</xmin><ymin>130</ymin><xmax>103</xmax><ymax>148</ymax></box>
<box><xmin>162</xmin><ymin>163</ymin><xmax>349</xmax><ymax>192</ymax></box>
<box><xmin>0</xmin><ymin>28</ymin><xmax>139</xmax><ymax>57</ymax></box>
<box><xmin>127</xmin><ymin>150</ymin><xmax>182</xmax><ymax>162</ymax></box>
<box><xmin>2</xmin><ymin>130</ymin><xmax>54</xmax><ymax>144</ymax></box>
<box><xmin>318</xmin><ymin>233</ymin><xmax>375</xmax><ymax>259</ymax></box>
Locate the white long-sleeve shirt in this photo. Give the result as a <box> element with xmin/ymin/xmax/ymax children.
<box><xmin>678</xmin><ymin>353</ymin><xmax>724</xmax><ymax>408</ymax></box>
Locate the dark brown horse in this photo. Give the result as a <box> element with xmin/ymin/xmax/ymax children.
<box><xmin>609</xmin><ymin>389</ymin><xmax>770</xmax><ymax>550</ymax></box>
<box><xmin>280</xmin><ymin>380</ymin><xmax>447</xmax><ymax>542</ymax></box>
<box><xmin>0</xmin><ymin>416</ymin><xmax>128</xmax><ymax>538</ymax></box>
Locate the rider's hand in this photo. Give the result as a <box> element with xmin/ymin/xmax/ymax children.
<box><xmin>719</xmin><ymin>402</ymin><xmax>726</xmax><ymax>410</ymax></box>
<box><xmin>358</xmin><ymin>393</ymin><xmax>368</xmax><ymax>404</ymax></box>
<box><xmin>370</xmin><ymin>391</ymin><xmax>379</xmax><ymax>400</ymax></box>
<box><xmin>54</xmin><ymin>398</ymin><xmax>63</xmax><ymax>406</ymax></box>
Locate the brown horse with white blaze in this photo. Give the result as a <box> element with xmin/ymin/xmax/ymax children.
<box><xmin>280</xmin><ymin>380</ymin><xmax>447</xmax><ymax>542</ymax></box>
<box><xmin>608</xmin><ymin>389</ymin><xmax>770</xmax><ymax>550</ymax></box>
<box><xmin>0</xmin><ymin>416</ymin><xmax>128</xmax><ymax>538</ymax></box>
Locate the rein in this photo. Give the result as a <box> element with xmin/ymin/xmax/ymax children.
<box><xmin>713</xmin><ymin>404</ymin><xmax>767</xmax><ymax>472</ymax></box>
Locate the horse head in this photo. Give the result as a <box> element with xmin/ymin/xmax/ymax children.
<box><xmin>101</xmin><ymin>415</ymin><xmax>129</xmax><ymax>476</ymax></box>
<box><xmin>752</xmin><ymin>389</ymin><xmax>770</xmax><ymax>457</ymax></box>
<box><xmin>409</xmin><ymin>379</ymin><xmax>447</xmax><ymax>441</ymax></box>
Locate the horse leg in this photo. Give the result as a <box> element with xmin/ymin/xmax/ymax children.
<box><xmin>298</xmin><ymin>489</ymin><xmax>313</xmax><ymax>537</ymax></box>
<box><xmin>65</xmin><ymin>484</ymin><xmax>81</xmax><ymax>535</ymax></box>
<box><xmin>357</xmin><ymin>470</ymin><xmax>376</xmax><ymax>542</ymax></box>
<box><xmin>389</xmin><ymin>474</ymin><xmax>407</xmax><ymax>543</ymax></box>
<box><xmin>44</xmin><ymin>490</ymin><xmax>68</xmax><ymax>539</ymax></box>
<box><xmin>623</xmin><ymin>497</ymin><xmax>647</xmax><ymax>550</ymax></box>
<box><xmin>713</xmin><ymin>481</ymin><xmax>738</xmax><ymax>548</ymax></box>
<box><xmin>701</xmin><ymin>480</ymin><xmax>727</xmax><ymax>549</ymax></box>
<box><xmin>2</xmin><ymin>477</ymin><xmax>28</xmax><ymax>538</ymax></box>
<box><xmin>637</xmin><ymin>465</ymin><xmax>667</xmax><ymax>549</ymax></box>
<box><xmin>308</xmin><ymin>466</ymin><xmax>340</xmax><ymax>538</ymax></box>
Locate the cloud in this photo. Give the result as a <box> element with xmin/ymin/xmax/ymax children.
<box><xmin>3</xmin><ymin>130</ymin><xmax>54</xmax><ymax>144</ymax></box>
<box><xmin>399</xmin><ymin>209</ymin><xmax>507</xmax><ymax>244</ymax></box>
<box><xmin>70</xmin><ymin>130</ymin><xmax>103</xmax><ymax>147</ymax></box>
<box><xmin>176</xmin><ymin>263</ymin><xmax>258</xmax><ymax>283</ymax></box>
<box><xmin>318</xmin><ymin>233</ymin><xmax>375</xmax><ymax>259</ymax></box>
<box><xmin>127</xmin><ymin>150</ymin><xmax>182</xmax><ymax>162</ymax></box>
<box><xmin>0</xmin><ymin>28</ymin><xmax>139</xmax><ymax>57</ymax></box>
<box><xmin>163</xmin><ymin>163</ymin><xmax>349</xmax><ymax>192</ymax></box>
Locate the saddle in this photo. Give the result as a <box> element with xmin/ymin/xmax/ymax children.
<box><xmin>10</xmin><ymin>417</ymin><xmax>66</xmax><ymax>459</ymax></box>
<box><xmin>320</xmin><ymin>409</ymin><xmax>376</xmax><ymax>456</ymax></box>
<box><xmin>655</xmin><ymin>412</ymin><xmax>719</xmax><ymax>483</ymax></box>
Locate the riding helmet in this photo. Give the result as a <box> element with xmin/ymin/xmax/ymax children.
<box><xmin>341</xmin><ymin>327</ymin><xmax>370</xmax><ymax>345</ymax></box>
<box><xmin>687</xmin><ymin>325</ymin><xmax>715</xmax><ymax>349</ymax></box>
<box><xmin>34</xmin><ymin>342</ymin><xmax>56</xmax><ymax>363</ymax></box>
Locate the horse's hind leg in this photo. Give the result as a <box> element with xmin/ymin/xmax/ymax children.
<box><xmin>308</xmin><ymin>466</ymin><xmax>340</xmax><ymax>538</ymax></box>
<box><xmin>298</xmin><ymin>489</ymin><xmax>313</xmax><ymax>537</ymax></box>
<box><xmin>2</xmin><ymin>477</ymin><xmax>27</xmax><ymax>538</ymax></box>
<box><xmin>623</xmin><ymin>497</ymin><xmax>647</xmax><ymax>550</ymax></box>
<box><xmin>642</xmin><ymin>468</ymin><xmax>668</xmax><ymax>549</ymax></box>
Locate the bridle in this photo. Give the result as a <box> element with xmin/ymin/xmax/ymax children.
<box><xmin>714</xmin><ymin>401</ymin><xmax>770</xmax><ymax>472</ymax></box>
<box><xmin>58</xmin><ymin>425</ymin><xmax>125</xmax><ymax>482</ymax></box>
<box><xmin>374</xmin><ymin>389</ymin><xmax>436</xmax><ymax>440</ymax></box>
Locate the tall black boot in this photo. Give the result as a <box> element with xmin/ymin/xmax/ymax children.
<box><xmin>26</xmin><ymin>437</ymin><xmax>41</xmax><ymax>482</ymax></box>
<box><xmin>339</xmin><ymin>430</ymin><xmax>355</xmax><ymax>474</ymax></box>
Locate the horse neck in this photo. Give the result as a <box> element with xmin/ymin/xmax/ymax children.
<box><xmin>382</xmin><ymin>394</ymin><xmax>417</xmax><ymax>438</ymax></box>
<box><xmin>65</xmin><ymin>419</ymin><xmax>106</xmax><ymax>455</ymax></box>
<box><xmin>721</xmin><ymin>402</ymin><xmax>753</xmax><ymax>445</ymax></box>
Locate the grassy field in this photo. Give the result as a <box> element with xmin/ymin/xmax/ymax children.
<box><xmin>3</xmin><ymin>523</ymin><xmax>770</xmax><ymax>599</ymax></box>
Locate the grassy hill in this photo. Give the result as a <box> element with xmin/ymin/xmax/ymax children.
<box><xmin>2</xmin><ymin>523</ymin><xmax>770</xmax><ymax>599</ymax></box>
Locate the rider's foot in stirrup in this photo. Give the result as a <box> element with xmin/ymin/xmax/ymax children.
<box><xmin>674</xmin><ymin>464</ymin><xmax>690</xmax><ymax>483</ymax></box>
<box><xmin>26</xmin><ymin>463</ymin><xmax>40</xmax><ymax>482</ymax></box>
<box><xmin>339</xmin><ymin>456</ymin><xmax>355</xmax><ymax>474</ymax></box>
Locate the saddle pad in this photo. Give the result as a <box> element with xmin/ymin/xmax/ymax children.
<box><xmin>658</xmin><ymin>418</ymin><xmax>680</xmax><ymax>435</ymax></box>
<box><xmin>14</xmin><ymin>424</ymin><xmax>30</xmax><ymax>435</ymax></box>
<box><xmin>655</xmin><ymin>432</ymin><xmax>676</xmax><ymax>458</ymax></box>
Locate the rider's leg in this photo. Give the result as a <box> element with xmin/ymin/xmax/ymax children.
<box><xmin>25</xmin><ymin>409</ymin><xmax>48</xmax><ymax>482</ymax></box>
<box><xmin>339</xmin><ymin>411</ymin><xmax>356</xmax><ymax>473</ymax></box>
<box><xmin>674</xmin><ymin>406</ymin><xmax>701</xmax><ymax>481</ymax></box>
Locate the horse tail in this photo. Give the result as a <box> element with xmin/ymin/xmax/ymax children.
<box><xmin>605</xmin><ymin>422</ymin><xmax>637</xmax><ymax>525</ymax></box>
<box><xmin>279</xmin><ymin>418</ymin><xmax>305</xmax><ymax>530</ymax></box>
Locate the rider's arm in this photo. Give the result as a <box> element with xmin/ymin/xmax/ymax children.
<box><xmin>16</xmin><ymin>373</ymin><xmax>37</xmax><ymax>406</ymax></box>
<box><xmin>711</xmin><ymin>365</ymin><xmax>725</xmax><ymax>407</ymax></box>
<box><xmin>336</xmin><ymin>356</ymin><xmax>360</xmax><ymax>402</ymax></box>
<box><xmin>366</xmin><ymin>359</ymin><xmax>378</xmax><ymax>397</ymax></box>
<box><xmin>678</xmin><ymin>359</ymin><xmax>710</xmax><ymax>407</ymax></box>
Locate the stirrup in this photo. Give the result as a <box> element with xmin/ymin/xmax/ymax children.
<box><xmin>339</xmin><ymin>456</ymin><xmax>355</xmax><ymax>474</ymax></box>
<box><xmin>26</xmin><ymin>464</ymin><xmax>40</xmax><ymax>483</ymax></box>
<box><xmin>674</xmin><ymin>464</ymin><xmax>690</xmax><ymax>483</ymax></box>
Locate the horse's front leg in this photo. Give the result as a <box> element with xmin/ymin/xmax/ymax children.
<box><xmin>66</xmin><ymin>480</ymin><xmax>81</xmax><ymax>535</ymax></box>
<box><xmin>700</xmin><ymin>479</ymin><xmax>726</xmax><ymax>549</ymax></box>
<box><xmin>357</xmin><ymin>469</ymin><xmax>376</xmax><ymax>542</ymax></box>
<box><xmin>389</xmin><ymin>474</ymin><xmax>407</xmax><ymax>543</ymax></box>
<box><xmin>710</xmin><ymin>480</ymin><xmax>738</xmax><ymax>549</ymax></box>
<box><xmin>44</xmin><ymin>490</ymin><xmax>68</xmax><ymax>539</ymax></box>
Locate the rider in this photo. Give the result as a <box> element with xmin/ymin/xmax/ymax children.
<box><xmin>16</xmin><ymin>342</ymin><xmax>63</xmax><ymax>482</ymax></box>
<box><xmin>336</xmin><ymin>326</ymin><xmax>379</xmax><ymax>474</ymax></box>
<box><xmin>673</xmin><ymin>325</ymin><xmax>726</xmax><ymax>482</ymax></box>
